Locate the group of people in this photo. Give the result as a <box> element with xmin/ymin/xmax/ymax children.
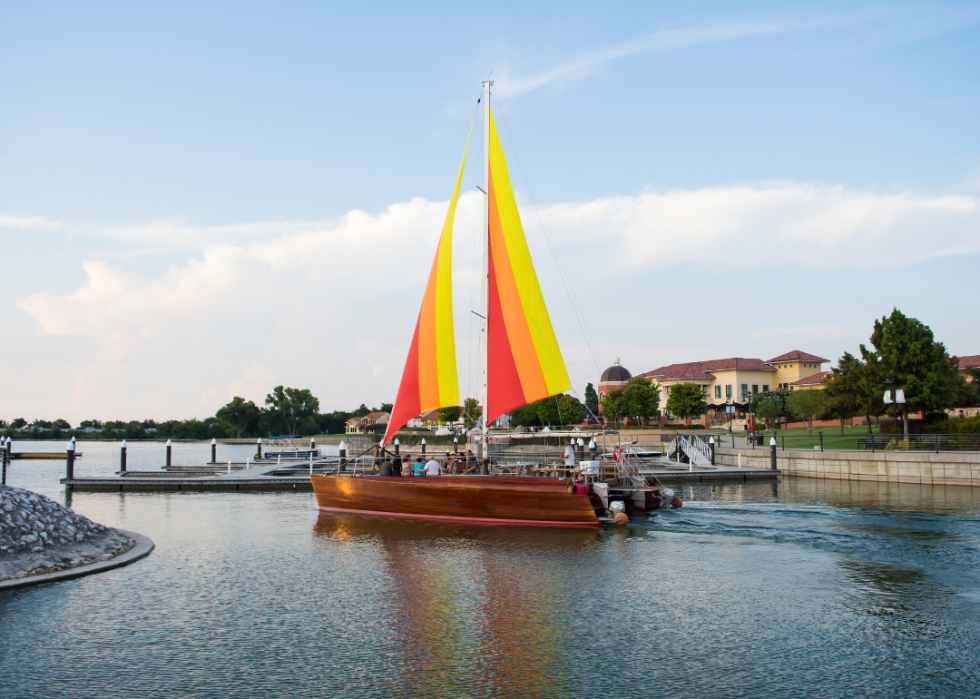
<box><xmin>378</xmin><ymin>449</ymin><xmax>478</xmax><ymax>477</ymax></box>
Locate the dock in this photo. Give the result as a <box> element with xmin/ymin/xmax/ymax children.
<box><xmin>60</xmin><ymin>461</ymin><xmax>778</xmax><ymax>492</ymax></box>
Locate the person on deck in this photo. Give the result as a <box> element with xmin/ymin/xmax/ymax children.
<box><xmin>380</xmin><ymin>458</ymin><xmax>393</xmax><ymax>476</ymax></box>
<box><xmin>425</xmin><ymin>457</ymin><xmax>441</xmax><ymax>476</ymax></box>
<box><xmin>413</xmin><ymin>457</ymin><xmax>426</xmax><ymax>477</ymax></box>
<box><xmin>465</xmin><ymin>450</ymin><xmax>476</xmax><ymax>470</ymax></box>
<box><xmin>392</xmin><ymin>456</ymin><xmax>403</xmax><ymax>477</ymax></box>
<box><xmin>563</xmin><ymin>440</ymin><xmax>575</xmax><ymax>478</ymax></box>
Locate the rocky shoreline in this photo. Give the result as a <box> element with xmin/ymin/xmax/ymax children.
<box><xmin>0</xmin><ymin>486</ymin><xmax>135</xmax><ymax>582</ymax></box>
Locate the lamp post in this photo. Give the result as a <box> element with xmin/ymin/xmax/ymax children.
<box><xmin>883</xmin><ymin>368</ymin><xmax>907</xmax><ymax>440</ymax></box>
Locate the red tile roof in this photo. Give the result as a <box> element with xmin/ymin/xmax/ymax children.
<box><xmin>958</xmin><ymin>355</ymin><xmax>980</xmax><ymax>369</ymax></box>
<box><xmin>766</xmin><ymin>350</ymin><xmax>830</xmax><ymax>364</ymax></box>
<box><xmin>637</xmin><ymin>357</ymin><xmax>775</xmax><ymax>381</ymax></box>
<box><xmin>791</xmin><ymin>371</ymin><xmax>830</xmax><ymax>386</ymax></box>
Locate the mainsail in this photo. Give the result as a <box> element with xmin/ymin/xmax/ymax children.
<box><xmin>484</xmin><ymin>102</ymin><xmax>570</xmax><ymax>425</ymax></box>
<box><xmin>383</xmin><ymin>123</ymin><xmax>473</xmax><ymax>444</ymax></box>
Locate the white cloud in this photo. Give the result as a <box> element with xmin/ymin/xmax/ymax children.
<box><xmin>497</xmin><ymin>23</ymin><xmax>783</xmax><ymax>97</ymax></box>
<box><xmin>6</xmin><ymin>181</ymin><xmax>980</xmax><ymax>422</ymax></box>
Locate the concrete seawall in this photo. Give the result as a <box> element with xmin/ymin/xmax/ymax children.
<box><xmin>716</xmin><ymin>448</ymin><xmax>980</xmax><ymax>487</ymax></box>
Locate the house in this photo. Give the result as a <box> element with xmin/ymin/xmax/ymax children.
<box><xmin>790</xmin><ymin>370</ymin><xmax>831</xmax><ymax>391</ymax></box>
<box><xmin>345</xmin><ymin>411</ymin><xmax>390</xmax><ymax>434</ymax></box>
<box><xmin>633</xmin><ymin>350</ymin><xmax>829</xmax><ymax>418</ymax></box>
<box><xmin>958</xmin><ymin>355</ymin><xmax>980</xmax><ymax>382</ymax></box>
<box><xmin>407</xmin><ymin>409</ymin><xmax>443</xmax><ymax>428</ymax></box>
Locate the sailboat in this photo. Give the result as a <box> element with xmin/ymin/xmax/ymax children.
<box><xmin>311</xmin><ymin>81</ymin><xmax>663</xmax><ymax>526</ymax></box>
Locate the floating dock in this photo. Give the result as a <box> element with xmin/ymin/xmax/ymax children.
<box><xmin>61</xmin><ymin>461</ymin><xmax>778</xmax><ymax>492</ymax></box>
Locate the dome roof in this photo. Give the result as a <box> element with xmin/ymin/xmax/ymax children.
<box><xmin>600</xmin><ymin>357</ymin><xmax>632</xmax><ymax>383</ymax></box>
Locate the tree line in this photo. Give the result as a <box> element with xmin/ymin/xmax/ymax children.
<box><xmin>1</xmin><ymin>386</ymin><xmax>393</xmax><ymax>441</ymax></box>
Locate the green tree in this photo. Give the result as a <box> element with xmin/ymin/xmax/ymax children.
<box><xmin>751</xmin><ymin>389</ymin><xmax>791</xmax><ymax>430</ymax></box>
<box><xmin>558</xmin><ymin>395</ymin><xmax>585</xmax><ymax>424</ymax></box>
<box><xmin>509</xmin><ymin>402</ymin><xmax>542</xmax><ymax>427</ymax></box>
<box><xmin>600</xmin><ymin>388</ymin><xmax>628</xmax><ymax>425</ymax></box>
<box><xmin>584</xmin><ymin>383</ymin><xmax>599</xmax><ymax>415</ymax></box>
<box><xmin>623</xmin><ymin>377</ymin><xmax>660</xmax><ymax>422</ymax></box>
<box><xmin>52</xmin><ymin>419</ymin><xmax>72</xmax><ymax>430</ymax></box>
<box><xmin>666</xmin><ymin>383</ymin><xmax>709</xmax><ymax>423</ymax></box>
<box><xmin>350</xmin><ymin>404</ymin><xmax>371</xmax><ymax>418</ymax></box>
<box><xmin>860</xmin><ymin>309</ymin><xmax>965</xmax><ymax>440</ymax></box>
<box><xmin>537</xmin><ymin>395</ymin><xmax>561</xmax><ymax>425</ymax></box>
<box><xmin>316</xmin><ymin>410</ymin><xmax>351</xmax><ymax>435</ymax></box>
<box><xmin>11</xmin><ymin>418</ymin><xmax>27</xmax><ymax>430</ymax></box>
<box><xmin>439</xmin><ymin>406</ymin><xmax>462</xmax><ymax>424</ymax></box>
<box><xmin>462</xmin><ymin>397</ymin><xmax>480</xmax><ymax>428</ymax></box>
<box><xmin>216</xmin><ymin>397</ymin><xmax>261</xmax><ymax>438</ymax></box>
<box><xmin>787</xmin><ymin>389</ymin><xmax>825</xmax><ymax>434</ymax></box>
<box><xmin>822</xmin><ymin>352</ymin><xmax>862</xmax><ymax>436</ymax></box>
<box><xmin>264</xmin><ymin>386</ymin><xmax>321</xmax><ymax>436</ymax></box>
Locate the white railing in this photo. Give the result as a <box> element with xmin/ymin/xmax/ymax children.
<box><xmin>668</xmin><ymin>435</ymin><xmax>712</xmax><ymax>467</ymax></box>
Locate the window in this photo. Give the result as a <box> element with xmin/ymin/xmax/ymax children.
<box><xmin>763</xmin><ymin>385</ymin><xmax>769</xmax><ymax>392</ymax></box>
<box><xmin>715</xmin><ymin>386</ymin><xmax>721</xmax><ymax>399</ymax></box>
<box><xmin>752</xmin><ymin>384</ymin><xmax>759</xmax><ymax>394</ymax></box>
<box><xmin>741</xmin><ymin>384</ymin><xmax>748</xmax><ymax>398</ymax></box>
<box><xmin>726</xmin><ymin>384</ymin><xmax>732</xmax><ymax>398</ymax></box>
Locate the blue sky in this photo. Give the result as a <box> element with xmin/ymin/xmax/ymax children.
<box><xmin>1</xmin><ymin>1</ymin><xmax>979</xmax><ymax>422</ymax></box>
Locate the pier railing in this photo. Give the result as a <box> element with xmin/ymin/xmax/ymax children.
<box><xmin>719</xmin><ymin>433</ymin><xmax>980</xmax><ymax>454</ymax></box>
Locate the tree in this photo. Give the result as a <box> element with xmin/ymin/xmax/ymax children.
<box><xmin>264</xmin><ymin>386</ymin><xmax>320</xmax><ymax>436</ymax></box>
<box><xmin>751</xmin><ymin>389</ymin><xmax>791</xmax><ymax>430</ymax></box>
<box><xmin>600</xmin><ymin>388</ymin><xmax>628</xmax><ymax>425</ymax></box>
<box><xmin>666</xmin><ymin>383</ymin><xmax>708</xmax><ymax>424</ymax></box>
<box><xmin>624</xmin><ymin>377</ymin><xmax>660</xmax><ymax>422</ymax></box>
<box><xmin>350</xmin><ymin>404</ymin><xmax>371</xmax><ymax>418</ymax></box>
<box><xmin>860</xmin><ymin>309</ymin><xmax>965</xmax><ymax>440</ymax></box>
<box><xmin>316</xmin><ymin>410</ymin><xmax>351</xmax><ymax>436</ymax></box>
<box><xmin>787</xmin><ymin>389</ymin><xmax>825</xmax><ymax>435</ymax></box>
<box><xmin>216</xmin><ymin>397</ymin><xmax>261</xmax><ymax>438</ymax></box>
<box><xmin>822</xmin><ymin>352</ymin><xmax>862</xmax><ymax>436</ymax></box>
<box><xmin>584</xmin><ymin>383</ymin><xmax>599</xmax><ymax>416</ymax></box>
<box><xmin>378</xmin><ymin>403</ymin><xmax>394</xmax><ymax>414</ymax></box>
<box><xmin>462</xmin><ymin>397</ymin><xmax>480</xmax><ymax>428</ymax></box>
<box><xmin>439</xmin><ymin>406</ymin><xmax>462</xmax><ymax>424</ymax></box>
<box><xmin>558</xmin><ymin>395</ymin><xmax>585</xmax><ymax>424</ymax></box>
<box><xmin>509</xmin><ymin>402</ymin><xmax>542</xmax><ymax>427</ymax></box>
<box><xmin>52</xmin><ymin>419</ymin><xmax>72</xmax><ymax>430</ymax></box>
<box><xmin>11</xmin><ymin>418</ymin><xmax>27</xmax><ymax>429</ymax></box>
<box><xmin>537</xmin><ymin>395</ymin><xmax>561</xmax><ymax>425</ymax></box>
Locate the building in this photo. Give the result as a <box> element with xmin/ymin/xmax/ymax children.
<box><xmin>958</xmin><ymin>355</ymin><xmax>980</xmax><ymax>381</ymax></box>
<box><xmin>790</xmin><ymin>370</ymin><xmax>830</xmax><ymax>391</ymax></box>
<box><xmin>597</xmin><ymin>358</ymin><xmax>632</xmax><ymax>412</ymax></box>
<box><xmin>406</xmin><ymin>409</ymin><xmax>442</xmax><ymax>428</ymax></box>
<box><xmin>345</xmin><ymin>411</ymin><xmax>390</xmax><ymax>434</ymax></box>
<box><xmin>635</xmin><ymin>350</ymin><xmax>829</xmax><ymax>418</ymax></box>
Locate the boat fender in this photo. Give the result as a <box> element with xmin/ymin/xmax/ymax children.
<box><xmin>613</xmin><ymin>512</ymin><xmax>628</xmax><ymax>526</ymax></box>
<box><xmin>671</xmin><ymin>496</ymin><xmax>683</xmax><ymax>509</ymax></box>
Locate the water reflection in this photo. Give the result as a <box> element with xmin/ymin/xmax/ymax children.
<box><xmin>313</xmin><ymin>514</ymin><xmax>596</xmax><ymax>697</ymax></box>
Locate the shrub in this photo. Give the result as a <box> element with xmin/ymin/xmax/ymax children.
<box><xmin>884</xmin><ymin>439</ymin><xmax>911</xmax><ymax>451</ymax></box>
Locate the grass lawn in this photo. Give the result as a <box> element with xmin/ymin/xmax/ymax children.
<box><xmin>727</xmin><ymin>422</ymin><xmax>884</xmax><ymax>451</ymax></box>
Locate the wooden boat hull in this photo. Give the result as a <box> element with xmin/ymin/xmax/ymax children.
<box><xmin>311</xmin><ymin>474</ymin><xmax>601</xmax><ymax>527</ymax></box>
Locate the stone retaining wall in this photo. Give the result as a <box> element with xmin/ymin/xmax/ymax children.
<box><xmin>715</xmin><ymin>448</ymin><xmax>980</xmax><ymax>487</ymax></box>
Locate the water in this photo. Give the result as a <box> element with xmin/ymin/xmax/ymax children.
<box><xmin>2</xmin><ymin>442</ymin><xmax>980</xmax><ymax>698</ymax></box>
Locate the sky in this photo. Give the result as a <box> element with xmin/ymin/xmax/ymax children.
<box><xmin>2</xmin><ymin>0</ymin><xmax>979</xmax><ymax>424</ymax></box>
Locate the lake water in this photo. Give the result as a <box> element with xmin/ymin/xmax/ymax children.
<box><xmin>2</xmin><ymin>441</ymin><xmax>980</xmax><ymax>698</ymax></box>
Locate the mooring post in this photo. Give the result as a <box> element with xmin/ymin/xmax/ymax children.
<box><xmin>120</xmin><ymin>439</ymin><xmax>128</xmax><ymax>473</ymax></box>
<box><xmin>66</xmin><ymin>442</ymin><xmax>75</xmax><ymax>480</ymax></box>
<box><xmin>709</xmin><ymin>436</ymin><xmax>715</xmax><ymax>465</ymax></box>
<box><xmin>770</xmin><ymin>437</ymin><xmax>777</xmax><ymax>470</ymax></box>
<box><xmin>421</xmin><ymin>438</ymin><xmax>426</xmax><ymax>457</ymax></box>
<box><xmin>256</xmin><ymin>437</ymin><xmax>262</xmax><ymax>460</ymax></box>
<box><xmin>211</xmin><ymin>438</ymin><xmax>217</xmax><ymax>463</ymax></box>
<box><xmin>310</xmin><ymin>437</ymin><xmax>316</xmax><ymax>453</ymax></box>
<box><xmin>166</xmin><ymin>439</ymin><xmax>172</xmax><ymax>467</ymax></box>
<box><xmin>339</xmin><ymin>440</ymin><xmax>347</xmax><ymax>472</ymax></box>
<box><xmin>394</xmin><ymin>438</ymin><xmax>400</xmax><ymax>456</ymax></box>
<box><xmin>2</xmin><ymin>442</ymin><xmax>7</xmax><ymax>485</ymax></box>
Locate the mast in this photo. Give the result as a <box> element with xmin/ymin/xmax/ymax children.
<box><xmin>481</xmin><ymin>79</ymin><xmax>492</xmax><ymax>462</ymax></box>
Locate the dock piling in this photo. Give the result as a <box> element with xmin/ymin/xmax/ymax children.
<box><xmin>770</xmin><ymin>437</ymin><xmax>777</xmax><ymax>471</ymax></box>
<box><xmin>66</xmin><ymin>442</ymin><xmax>76</xmax><ymax>480</ymax></box>
<box><xmin>120</xmin><ymin>440</ymin><xmax>128</xmax><ymax>473</ymax></box>
<box><xmin>394</xmin><ymin>438</ymin><xmax>400</xmax><ymax>457</ymax></box>
<box><xmin>257</xmin><ymin>438</ymin><xmax>262</xmax><ymax>460</ymax></box>
<box><xmin>211</xmin><ymin>438</ymin><xmax>217</xmax><ymax>463</ymax></box>
<box><xmin>166</xmin><ymin>439</ymin><xmax>172</xmax><ymax>467</ymax></box>
<box><xmin>421</xmin><ymin>438</ymin><xmax>426</xmax><ymax>457</ymax></box>
<box><xmin>709</xmin><ymin>436</ymin><xmax>715</xmax><ymax>465</ymax></box>
<box><xmin>2</xmin><ymin>443</ymin><xmax>7</xmax><ymax>485</ymax></box>
<box><xmin>339</xmin><ymin>441</ymin><xmax>347</xmax><ymax>472</ymax></box>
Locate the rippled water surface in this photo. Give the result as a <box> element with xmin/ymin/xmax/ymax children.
<box><xmin>2</xmin><ymin>442</ymin><xmax>980</xmax><ymax>698</ymax></box>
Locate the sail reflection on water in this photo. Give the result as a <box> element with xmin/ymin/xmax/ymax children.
<box><xmin>313</xmin><ymin>513</ymin><xmax>597</xmax><ymax>697</ymax></box>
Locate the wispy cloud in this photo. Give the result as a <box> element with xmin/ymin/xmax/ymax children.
<box><xmin>497</xmin><ymin>23</ymin><xmax>783</xmax><ymax>97</ymax></box>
